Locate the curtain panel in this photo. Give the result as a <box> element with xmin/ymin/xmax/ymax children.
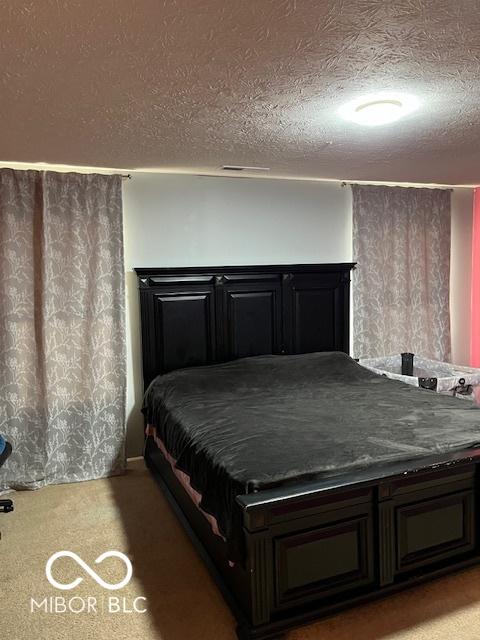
<box><xmin>352</xmin><ymin>184</ymin><xmax>451</xmax><ymax>361</ymax></box>
<box><xmin>472</xmin><ymin>187</ymin><xmax>480</xmax><ymax>367</ymax></box>
<box><xmin>0</xmin><ymin>169</ymin><xmax>126</xmax><ymax>489</ymax></box>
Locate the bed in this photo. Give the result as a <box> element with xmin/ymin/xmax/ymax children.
<box><xmin>136</xmin><ymin>263</ymin><xmax>480</xmax><ymax>640</ymax></box>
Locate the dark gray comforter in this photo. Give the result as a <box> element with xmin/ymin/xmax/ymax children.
<box><xmin>143</xmin><ymin>351</ymin><xmax>480</xmax><ymax>555</ymax></box>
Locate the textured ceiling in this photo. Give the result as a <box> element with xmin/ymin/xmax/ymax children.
<box><xmin>2</xmin><ymin>1</ymin><xmax>480</xmax><ymax>184</ymax></box>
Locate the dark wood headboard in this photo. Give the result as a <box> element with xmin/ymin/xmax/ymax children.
<box><xmin>135</xmin><ymin>263</ymin><xmax>355</xmax><ymax>389</ymax></box>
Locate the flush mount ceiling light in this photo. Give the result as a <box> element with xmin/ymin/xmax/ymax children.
<box><xmin>338</xmin><ymin>92</ymin><xmax>420</xmax><ymax>126</ymax></box>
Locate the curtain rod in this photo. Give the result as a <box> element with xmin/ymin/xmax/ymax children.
<box><xmin>341</xmin><ymin>181</ymin><xmax>453</xmax><ymax>191</ymax></box>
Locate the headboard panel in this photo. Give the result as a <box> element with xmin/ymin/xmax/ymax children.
<box><xmin>135</xmin><ymin>263</ymin><xmax>355</xmax><ymax>388</ymax></box>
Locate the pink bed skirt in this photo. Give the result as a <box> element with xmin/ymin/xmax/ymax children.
<box><xmin>146</xmin><ymin>424</ymin><xmax>224</xmax><ymax>539</ymax></box>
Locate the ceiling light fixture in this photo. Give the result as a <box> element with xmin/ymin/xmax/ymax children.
<box><xmin>338</xmin><ymin>92</ymin><xmax>420</xmax><ymax>126</ymax></box>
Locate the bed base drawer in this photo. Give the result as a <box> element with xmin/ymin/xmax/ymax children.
<box><xmin>272</xmin><ymin>505</ymin><xmax>374</xmax><ymax>609</ymax></box>
<box><xmin>396</xmin><ymin>490</ymin><xmax>475</xmax><ymax>573</ymax></box>
<box><xmin>378</xmin><ymin>472</ymin><xmax>476</xmax><ymax>585</ymax></box>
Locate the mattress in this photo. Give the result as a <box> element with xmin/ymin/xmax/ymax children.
<box><xmin>142</xmin><ymin>351</ymin><xmax>480</xmax><ymax>558</ymax></box>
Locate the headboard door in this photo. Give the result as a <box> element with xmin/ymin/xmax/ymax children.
<box><xmin>218</xmin><ymin>273</ymin><xmax>283</xmax><ymax>360</ymax></box>
<box><xmin>139</xmin><ymin>275</ymin><xmax>217</xmax><ymax>386</ymax></box>
<box><xmin>285</xmin><ymin>270</ymin><xmax>351</xmax><ymax>355</ymax></box>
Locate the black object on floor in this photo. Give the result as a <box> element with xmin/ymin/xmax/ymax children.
<box><xmin>0</xmin><ymin>500</ymin><xmax>13</xmax><ymax>514</ymax></box>
<box><xmin>0</xmin><ymin>437</ymin><xmax>14</xmax><ymax>525</ymax></box>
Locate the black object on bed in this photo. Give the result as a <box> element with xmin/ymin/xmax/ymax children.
<box><xmin>143</xmin><ymin>351</ymin><xmax>480</xmax><ymax>557</ymax></box>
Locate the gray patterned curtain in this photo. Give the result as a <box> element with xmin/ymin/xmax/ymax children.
<box><xmin>352</xmin><ymin>185</ymin><xmax>451</xmax><ymax>361</ymax></box>
<box><xmin>0</xmin><ymin>169</ymin><xmax>126</xmax><ymax>489</ymax></box>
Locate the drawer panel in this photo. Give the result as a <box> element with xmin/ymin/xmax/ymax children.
<box><xmin>396</xmin><ymin>490</ymin><xmax>475</xmax><ymax>573</ymax></box>
<box><xmin>274</xmin><ymin>514</ymin><xmax>374</xmax><ymax>607</ymax></box>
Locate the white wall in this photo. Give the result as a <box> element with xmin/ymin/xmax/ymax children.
<box><xmin>123</xmin><ymin>174</ymin><xmax>353</xmax><ymax>456</ymax></box>
<box><xmin>451</xmin><ymin>188</ymin><xmax>473</xmax><ymax>365</ymax></box>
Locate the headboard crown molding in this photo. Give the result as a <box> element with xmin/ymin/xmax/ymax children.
<box><xmin>135</xmin><ymin>262</ymin><xmax>355</xmax><ymax>279</ymax></box>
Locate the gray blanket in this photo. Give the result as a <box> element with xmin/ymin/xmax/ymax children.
<box><xmin>143</xmin><ymin>351</ymin><xmax>480</xmax><ymax>554</ymax></box>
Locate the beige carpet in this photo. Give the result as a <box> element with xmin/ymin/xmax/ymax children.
<box><xmin>2</xmin><ymin>460</ymin><xmax>480</xmax><ymax>640</ymax></box>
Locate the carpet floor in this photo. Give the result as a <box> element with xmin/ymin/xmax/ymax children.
<box><xmin>2</xmin><ymin>459</ymin><xmax>480</xmax><ymax>640</ymax></box>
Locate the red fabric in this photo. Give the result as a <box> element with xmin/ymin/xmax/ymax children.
<box><xmin>472</xmin><ymin>188</ymin><xmax>480</xmax><ymax>366</ymax></box>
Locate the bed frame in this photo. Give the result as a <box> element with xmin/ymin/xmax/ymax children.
<box><xmin>135</xmin><ymin>263</ymin><xmax>480</xmax><ymax>640</ymax></box>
